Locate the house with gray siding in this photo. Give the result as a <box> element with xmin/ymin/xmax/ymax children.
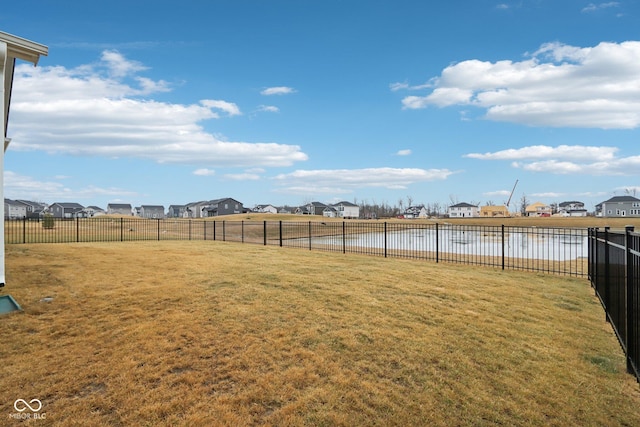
<box><xmin>167</xmin><ymin>205</ymin><xmax>187</xmax><ymax>218</ymax></box>
<box><xmin>295</xmin><ymin>202</ymin><xmax>328</xmax><ymax>215</ymax></box>
<box><xmin>596</xmin><ymin>196</ymin><xmax>640</xmax><ymax>218</ymax></box>
<box><xmin>139</xmin><ymin>205</ymin><xmax>165</xmax><ymax>219</ymax></box>
<box><xmin>15</xmin><ymin>199</ymin><xmax>47</xmax><ymax>218</ymax></box>
<box><xmin>49</xmin><ymin>202</ymin><xmax>84</xmax><ymax>218</ymax></box>
<box><xmin>203</xmin><ymin>198</ymin><xmax>244</xmax><ymax>217</ymax></box>
<box><xmin>4</xmin><ymin>199</ymin><xmax>27</xmax><ymax>219</ymax></box>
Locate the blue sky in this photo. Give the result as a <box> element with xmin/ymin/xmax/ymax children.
<box><xmin>2</xmin><ymin>0</ymin><xmax>639</xmax><ymax>212</ymax></box>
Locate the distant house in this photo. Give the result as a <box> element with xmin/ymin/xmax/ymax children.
<box><xmin>82</xmin><ymin>206</ymin><xmax>105</xmax><ymax>217</ymax></box>
<box><xmin>525</xmin><ymin>202</ymin><xmax>552</xmax><ymax>217</ymax></box>
<box><xmin>332</xmin><ymin>201</ymin><xmax>360</xmax><ymax>219</ymax></box>
<box><xmin>448</xmin><ymin>202</ymin><xmax>479</xmax><ymax>218</ymax></box>
<box><xmin>254</xmin><ymin>204</ymin><xmax>278</xmax><ymax>214</ymax></box>
<box><xmin>480</xmin><ymin>205</ymin><xmax>509</xmax><ymax>218</ymax></box>
<box><xmin>167</xmin><ymin>205</ymin><xmax>187</xmax><ymax>218</ymax></box>
<box><xmin>278</xmin><ymin>206</ymin><xmax>294</xmax><ymax>214</ymax></box>
<box><xmin>4</xmin><ymin>199</ymin><xmax>27</xmax><ymax>219</ymax></box>
<box><xmin>15</xmin><ymin>199</ymin><xmax>47</xmax><ymax>218</ymax></box>
<box><xmin>596</xmin><ymin>196</ymin><xmax>640</xmax><ymax>218</ymax></box>
<box><xmin>139</xmin><ymin>205</ymin><xmax>165</xmax><ymax>219</ymax></box>
<box><xmin>184</xmin><ymin>201</ymin><xmax>209</xmax><ymax>218</ymax></box>
<box><xmin>558</xmin><ymin>201</ymin><xmax>587</xmax><ymax>217</ymax></box>
<box><xmin>49</xmin><ymin>202</ymin><xmax>84</xmax><ymax>219</ymax></box>
<box><xmin>203</xmin><ymin>198</ymin><xmax>244</xmax><ymax>217</ymax></box>
<box><xmin>322</xmin><ymin>206</ymin><xmax>338</xmax><ymax>218</ymax></box>
<box><xmin>295</xmin><ymin>202</ymin><xmax>328</xmax><ymax>216</ymax></box>
<box><xmin>403</xmin><ymin>205</ymin><xmax>428</xmax><ymax>219</ymax></box>
<box><xmin>107</xmin><ymin>203</ymin><xmax>132</xmax><ymax>216</ymax></box>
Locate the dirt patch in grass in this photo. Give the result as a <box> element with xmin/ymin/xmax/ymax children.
<box><xmin>0</xmin><ymin>241</ymin><xmax>639</xmax><ymax>426</ymax></box>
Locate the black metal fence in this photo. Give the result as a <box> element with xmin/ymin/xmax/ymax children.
<box><xmin>588</xmin><ymin>226</ymin><xmax>640</xmax><ymax>383</ymax></box>
<box><xmin>4</xmin><ymin>217</ymin><xmax>588</xmax><ymax>277</ymax></box>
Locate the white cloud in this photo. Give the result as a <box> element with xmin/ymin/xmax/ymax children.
<box><xmin>273</xmin><ymin>167</ymin><xmax>454</xmax><ymax>194</ymax></box>
<box><xmin>465</xmin><ymin>145</ymin><xmax>617</xmax><ymax>161</ymax></box>
<box><xmin>193</xmin><ymin>168</ymin><xmax>216</xmax><ymax>176</ymax></box>
<box><xmin>396</xmin><ymin>149</ymin><xmax>412</xmax><ymax>156</ymax></box>
<box><xmin>257</xmin><ymin>105</ymin><xmax>280</xmax><ymax>113</ymax></box>
<box><xmin>200</xmin><ymin>99</ymin><xmax>241</xmax><ymax>116</ymax></box>
<box><xmin>582</xmin><ymin>2</ymin><xmax>619</xmax><ymax>13</ymax></box>
<box><xmin>465</xmin><ymin>144</ymin><xmax>640</xmax><ymax>176</ymax></box>
<box><xmin>9</xmin><ymin>51</ymin><xmax>307</xmax><ymax>168</ymax></box>
<box><xmin>3</xmin><ymin>171</ymin><xmax>138</xmax><ymax>201</ymax></box>
<box><xmin>401</xmin><ymin>41</ymin><xmax>640</xmax><ymax>129</ymax></box>
<box><xmin>223</xmin><ymin>173</ymin><xmax>261</xmax><ymax>180</ymax></box>
<box><xmin>260</xmin><ymin>86</ymin><xmax>296</xmax><ymax>96</ymax></box>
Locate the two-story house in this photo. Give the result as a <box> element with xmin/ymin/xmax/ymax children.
<box><xmin>403</xmin><ymin>205</ymin><xmax>428</xmax><ymax>219</ymax></box>
<box><xmin>558</xmin><ymin>201</ymin><xmax>587</xmax><ymax>217</ymax></box>
<box><xmin>167</xmin><ymin>205</ymin><xmax>188</xmax><ymax>218</ymax></box>
<box><xmin>139</xmin><ymin>205</ymin><xmax>165</xmax><ymax>219</ymax></box>
<box><xmin>448</xmin><ymin>203</ymin><xmax>480</xmax><ymax>218</ymax></box>
<box><xmin>4</xmin><ymin>199</ymin><xmax>27</xmax><ymax>219</ymax></box>
<box><xmin>596</xmin><ymin>196</ymin><xmax>640</xmax><ymax>218</ymax></box>
<box><xmin>203</xmin><ymin>198</ymin><xmax>244</xmax><ymax>217</ymax></box>
<box><xmin>525</xmin><ymin>202</ymin><xmax>552</xmax><ymax>217</ymax></box>
<box><xmin>49</xmin><ymin>202</ymin><xmax>84</xmax><ymax>218</ymax></box>
<box><xmin>332</xmin><ymin>201</ymin><xmax>360</xmax><ymax>219</ymax></box>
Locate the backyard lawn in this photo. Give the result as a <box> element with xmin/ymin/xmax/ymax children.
<box><xmin>0</xmin><ymin>241</ymin><xmax>639</xmax><ymax>426</ymax></box>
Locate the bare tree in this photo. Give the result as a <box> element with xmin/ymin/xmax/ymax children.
<box><xmin>519</xmin><ymin>194</ymin><xmax>529</xmax><ymax>216</ymax></box>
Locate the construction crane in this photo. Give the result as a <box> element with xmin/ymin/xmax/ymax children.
<box><xmin>505</xmin><ymin>179</ymin><xmax>519</xmax><ymax>211</ymax></box>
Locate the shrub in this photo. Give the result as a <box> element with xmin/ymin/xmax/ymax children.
<box><xmin>42</xmin><ymin>214</ymin><xmax>55</xmax><ymax>229</ymax></box>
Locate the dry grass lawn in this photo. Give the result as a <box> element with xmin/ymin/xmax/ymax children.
<box><xmin>1</xmin><ymin>241</ymin><xmax>639</xmax><ymax>426</ymax></box>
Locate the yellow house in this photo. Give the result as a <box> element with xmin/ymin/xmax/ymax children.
<box><xmin>480</xmin><ymin>205</ymin><xmax>510</xmax><ymax>217</ymax></box>
<box><xmin>525</xmin><ymin>202</ymin><xmax>552</xmax><ymax>217</ymax></box>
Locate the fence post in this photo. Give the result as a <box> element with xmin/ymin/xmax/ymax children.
<box><xmin>189</xmin><ymin>220</ymin><xmax>192</xmax><ymax>241</ymax></box>
<box><xmin>501</xmin><ymin>225</ymin><xmax>505</xmax><ymax>270</ymax></box>
<box><xmin>604</xmin><ymin>227</ymin><xmax>610</xmax><ymax>319</ymax></box>
<box><xmin>264</xmin><ymin>221</ymin><xmax>267</xmax><ymax>246</ymax></box>
<box><xmin>76</xmin><ymin>217</ymin><xmax>80</xmax><ymax>242</ymax></box>
<box><xmin>23</xmin><ymin>217</ymin><xmax>26</xmax><ymax>244</ymax></box>
<box><xmin>279</xmin><ymin>221</ymin><xmax>283</xmax><ymax>247</ymax></box>
<box><xmin>308</xmin><ymin>221</ymin><xmax>312</xmax><ymax>250</ymax></box>
<box><xmin>384</xmin><ymin>222</ymin><xmax>387</xmax><ymax>258</ymax></box>
<box><xmin>223</xmin><ymin>221</ymin><xmax>226</xmax><ymax>241</ymax></box>
<box><xmin>213</xmin><ymin>221</ymin><xmax>216</xmax><ymax>241</ymax></box>
<box><xmin>625</xmin><ymin>225</ymin><xmax>635</xmax><ymax>374</ymax></box>
<box><xmin>120</xmin><ymin>217</ymin><xmax>124</xmax><ymax>242</ymax></box>
<box><xmin>435</xmin><ymin>222</ymin><xmax>439</xmax><ymax>263</ymax></box>
<box><xmin>157</xmin><ymin>218</ymin><xmax>161</xmax><ymax>241</ymax></box>
<box><xmin>342</xmin><ymin>221</ymin><xmax>346</xmax><ymax>254</ymax></box>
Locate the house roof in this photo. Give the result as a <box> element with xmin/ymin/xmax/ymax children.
<box><xmin>559</xmin><ymin>201</ymin><xmax>584</xmax><ymax>207</ymax></box>
<box><xmin>333</xmin><ymin>201</ymin><xmax>358</xmax><ymax>207</ymax></box>
<box><xmin>51</xmin><ymin>202</ymin><xmax>84</xmax><ymax>209</ymax></box>
<box><xmin>141</xmin><ymin>205</ymin><xmax>164</xmax><ymax>209</ymax></box>
<box><xmin>450</xmin><ymin>202</ymin><xmax>477</xmax><ymax>208</ymax></box>
<box><xmin>601</xmin><ymin>195</ymin><xmax>640</xmax><ymax>204</ymax></box>
<box><xmin>107</xmin><ymin>203</ymin><xmax>132</xmax><ymax>209</ymax></box>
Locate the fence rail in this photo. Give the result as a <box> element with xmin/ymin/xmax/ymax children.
<box><xmin>5</xmin><ymin>217</ymin><xmax>588</xmax><ymax>277</ymax></box>
<box><xmin>588</xmin><ymin>226</ymin><xmax>640</xmax><ymax>383</ymax></box>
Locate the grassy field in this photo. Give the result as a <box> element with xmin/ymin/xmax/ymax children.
<box><xmin>1</xmin><ymin>241</ymin><xmax>639</xmax><ymax>426</ymax></box>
